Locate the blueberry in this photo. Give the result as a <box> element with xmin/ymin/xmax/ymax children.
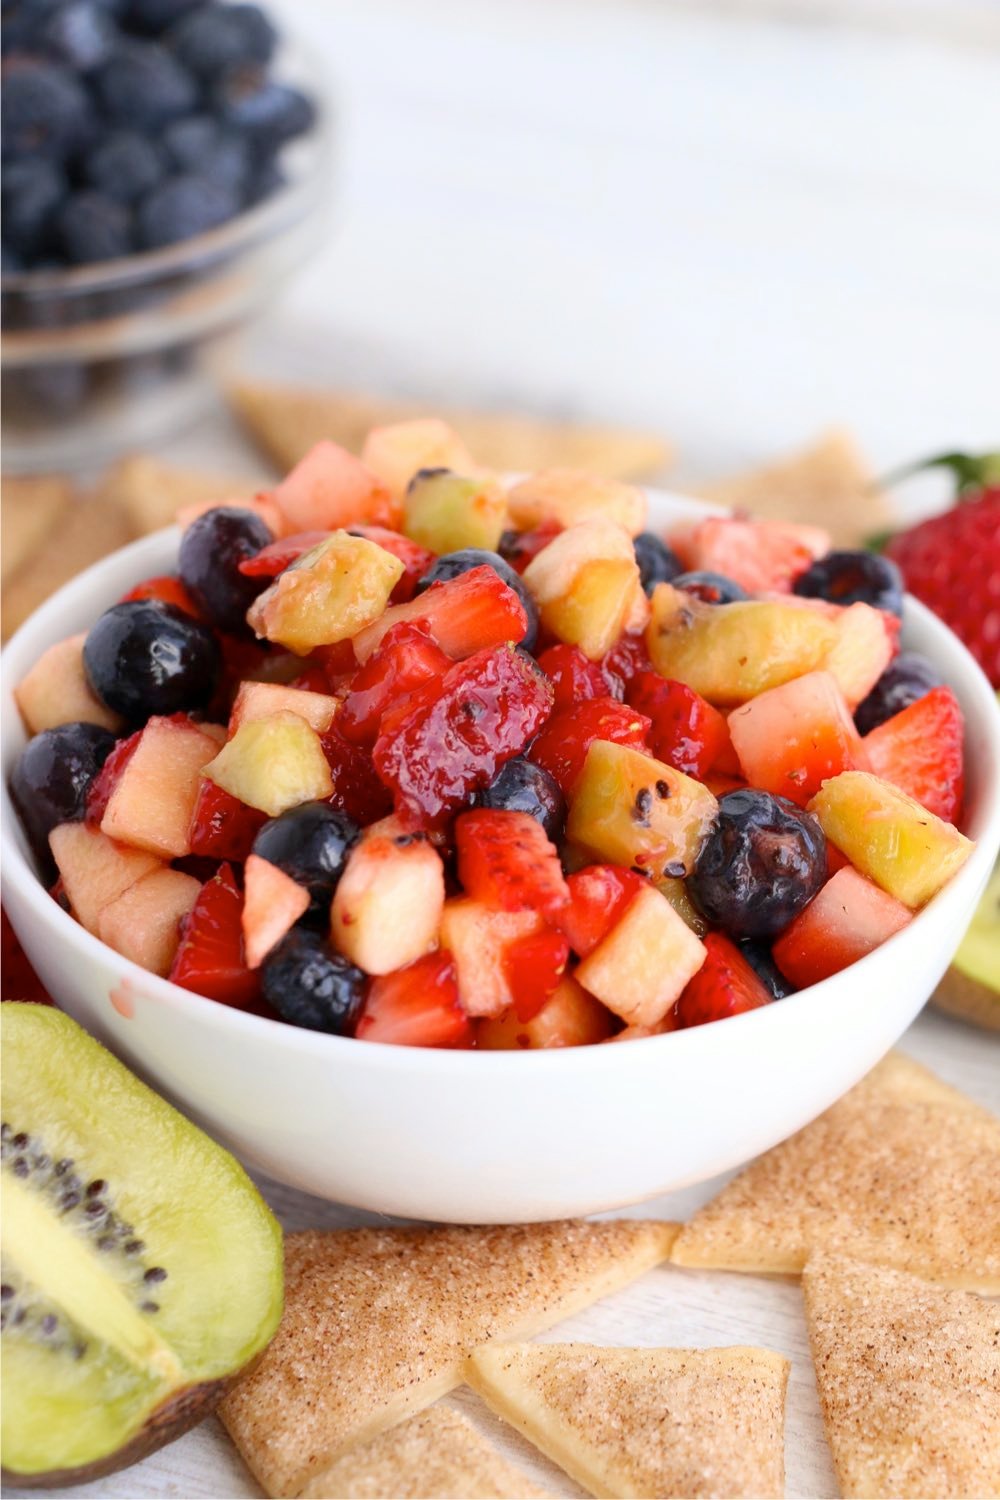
<box><xmin>739</xmin><ymin>940</ymin><xmax>796</xmax><ymax>1000</ymax></box>
<box><xmin>793</xmin><ymin>549</ymin><xmax>903</xmax><ymax>617</ymax></box>
<box><xmin>136</xmin><ymin>172</ymin><xmax>239</xmax><ymax>248</ymax></box>
<box><xmin>94</xmin><ymin>41</ymin><xmax>197</xmax><ymax>129</ymax></box>
<box><xmin>213</xmin><ymin>72</ymin><xmax>315</xmax><ymax>149</ymax></box>
<box><xmin>125</xmin><ymin>0</ymin><xmax>205</xmax><ymax>35</ymax></box>
<box><xmin>415</xmin><ymin>547</ymin><xmax>540</xmax><ymax>653</ymax></box>
<box><xmin>475</xmin><ymin>757</ymin><xmax>566</xmax><ymax>842</ymax></box>
<box><xmin>162</xmin><ymin>114</ymin><xmax>249</xmax><ymax>188</ymax></box>
<box><xmin>854</xmin><ymin>651</ymin><xmax>945</xmax><ymax>735</ymax></box>
<box><xmin>14</xmin><ymin>362</ymin><xmax>88</xmax><ymax>416</ymax></box>
<box><xmin>0</xmin><ymin>59</ymin><xmax>92</xmax><ymax>160</ymax></box>
<box><xmin>0</xmin><ymin>156</ymin><xmax>65</xmax><ymax>258</ymax></box>
<box><xmin>672</xmin><ymin>571</ymin><xmax>748</xmax><ymax>605</ymax></box>
<box><xmin>83</xmin><ymin>600</ymin><xmax>220</xmax><ymax>721</ymax></box>
<box><xmin>690</xmin><ymin>789</ymin><xmax>827</xmax><ymax>941</ymax></box>
<box><xmin>42</xmin><ymin>1</ymin><xmax>118</xmax><ymax>70</ymax></box>
<box><xmin>178</xmin><ymin>506</ymin><xmax>273</xmax><ymax>633</ymax></box>
<box><xmin>168</xmin><ymin>3</ymin><xmax>276</xmax><ymax>80</ymax></box>
<box><xmin>260</xmin><ymin>928</ymin><xmax>366</xmax><ymax>1035</ymax></box>
<box><xmin>56</xmin><ymin>191</ymin><xmax>132</xmax><ymax>265</ymax></box>
<box><xmin>242</xmin><ymin>153</ymin><xmax>284</xmax><ymax>206</ymax></box>
<box><xmin>1</xmin><ymin>243</ymin><xmax>24</xmax><ymax>272</ymax></box>
<box><xmin>252</xmin><ymin>803</ymin><xmax>359</xmax><ymax>910</ymax></box>
<box><xmin>9</xmin><ymin>723</ymin><xmax>116</xmax><ymax>867</ymax></box>
<box><xmin>84</xmin><ymin>132</ymin><xmax>164</xmax><ymax>204</ymax></box>
<box><xmin>633</xmin><ymin>532</ymin><xmax>682</xmax><ymax>595</ymax></box>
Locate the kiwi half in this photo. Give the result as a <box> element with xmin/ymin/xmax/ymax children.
<box><xmin>1</xmin><ymin>1003</ymin><xmax>283</xmax><ymax>1487</ymax></box>
<box><xmin>932</xmin><ymin>864</ymin><xmax>1000</xmax><ymax>1030</ymax></box>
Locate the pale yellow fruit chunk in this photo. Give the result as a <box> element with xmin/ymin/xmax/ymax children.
<box><xmin>204</xmin><ymin>713</ymin><xmax>333</xmax><ymax>817</ymax></box>
<box><xmin>247</xmin><ymin>532</ymin><xmax>403</xmax><ymax>654</ymax></box>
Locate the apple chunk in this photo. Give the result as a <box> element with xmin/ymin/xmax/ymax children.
<box><xmin>98</xmin><ymin>868</ymin><xmax>201</xmax><ymax>976</ymax></box>
<box><xmin>361</xmin><ymin>418</ymin><xmax>477</xmax><ymax>500</ymax></box>
<box><xmin>49</xmin><ymin>823</ymin><xmax>161</xmax><ymax>935</ymax></box>
<box><xmin>15</xmin><ymin>634</ymin><xmax>122</xmax><ymax>736</ymax></box>
<box><xmin>229</xmin><ymin>680</ymin><xmax>339</xmax><ymax>735</ymax></box>
<box><xmin>439</xmin><ymin>898</ymin><xmax>544</xmax><ymax>1018</ymax></box>
<box><xmin>508</xmin><ymin>469</ymin><xmax>647</xmax><ymax>537</ymax></box>
<box><xmin>101</xmin><ymin>716</ymin><xmax>224</xmax><ymax>858</ymax></box>
<box><xmin>242</xmin><ymin>854</ymin><xmax>311</xmax><ymax>969</ymax></box>
<box><xmin>575</xmin><ymin>883</ymin><xmax>706</xmax><ymax>1026</ymax></box>
<box><xmin>204</xmin><ymin>712</ymin><xmax>334</xmax><ymax>817</ymax></box>
<box><xmin>331</xmin><ymin>831</ymin><xmax>446</xmax><ymax>975</ymax></box>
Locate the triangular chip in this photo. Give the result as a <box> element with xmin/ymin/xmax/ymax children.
<box><xmin>1</xmin><ymin>474</ymin><xmax>74</xmax><ymax>583</ymax></box>
<box><xmin>695</xmin><ymin>430</ymin><xmax>889</xmax><ymax>545</ymax></box>
<box><xmin>220</xmin><ymin>1219</ymin><xmax>678</xmax><ymax>1498</ymax></box>
<box><xmin>97</xmin><ymin>453</ymin><xmax>264</xmax><ymax>536</ymax></box>
<box><xmin>468</xmin><ymin>1341</ymin><xmax>788</xmax><ymax>1499</ymax></box>
<box><xmin>229</xmin><ymin>380</ymin><xmax>671</xmax><ymax>480</ymax></box>
<box><xmin>1</xmin><ymin>494</ymin><xmax>133</xmax><ymax>641</ymax></box>
<box><xmin>803</xmin><ymin>1253</ymin><xmax>1000</xmax><ymax>1498</ymax></box>
<box><xmin>299</xmin><ymin>1405</ymin><xmax>551</xmax><ymax>1499</ymax></box>
<box><xmin>671</xmin><ymin>1052</ymin><xmax>1000</xmax><ymax>1290</ymax></box>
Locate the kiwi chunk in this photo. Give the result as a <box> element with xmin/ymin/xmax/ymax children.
<box><xmin>1</xmin><ymin>1004</ymin><xmax>283</xmax><ymax>1487</ymax></box>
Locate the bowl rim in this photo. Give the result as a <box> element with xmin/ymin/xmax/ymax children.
<box><xmin>3</xmin><ymin>497</ymin><xmax>1000</xmax><ymax>1072</ymax></box>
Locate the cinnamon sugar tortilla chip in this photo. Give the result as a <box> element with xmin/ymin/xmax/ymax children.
<box><xmin>230</xmin><ymin>380</ymin><xmax>671</xmax><ymax>480</ymax></box>
<box><xmin>98</xmin><ymin>453</ymin><xmax>262</xmax><ymax>536</ymax></box>
<box><xmin>219</xmin><ymin>1219</ymin><xmax>678</xmax><ymax>1498</ymax></box>
<box><xmin>696</xmin><ymin>431</ymin><xmax>888</xmax><ymax>545</ymax></box>
<box><xmin>468</xmin><ymin>1342</ymin><xmax>788</xmax><ymax>1499</ymax></box>
<box><xmin>1</xmin><ymin>474</ymin><xmax>74</xmax><ymax>582</ymax></box>
<box><xmin>671</xmin><ymin>1052</ymin><xmax>1000</xmax><ymax>1290</ymax></box>
<box><xmin>803</xmin><ymin>1253</ymin><xmax>1000</xmax><ymax>1499</ymax></box>
<box><xmin>299</xmin><ymin>1405</ymin><xmax>551</xmax><ymax>1499</ymax></box>
<box><xmin>2</xmin><ymin>494</ymin><xmax>133</xmax><ymax>640</ymax></box>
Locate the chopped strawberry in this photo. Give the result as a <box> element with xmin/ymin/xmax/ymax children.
<box><xmin>536</xmin><ymin>643</ymin><xmax>618</xmax><ymax>713</ymax></box>
<box><xmin>553</xmin><ymin>864</ymin><xmax>647</xmax><ymax>957</ymax></box>
<box><xmin>601</xmin><ymin>631</ymin><xmax>653</xmax><ymax>690</ymax></box>
<box><xmin>626</xmin><ymin>672</ymin><xmax>729</xmax><ymax>779</ymax></box>
<box><xmin>355</xmin><ymin>952</ymin><xmax>473</xmax><ymax>1047</ymax></box>
<box><xmin>85</xmin><ymin>728</ymin><xmax>142</xmax><ymax>824</ymax></box>
<box><xmin>346</xmin><ymin>524</ymin><xmax>435</xmax><ymax>603</ymax></box>
<box><xmin>500</xmin><ymin>520</ymin><xmax>562</xmax><ymax>574</ymax></box>
<box><xmin>288</xmin><ymin>664</ymin><xmax>339</xmax><ymax>694</ymax></box>
<box><xmin>503</xmin><ymin>928</ymin><xmax>571</xmax><ymax>1022</ymax></box>
<box><xmin>863</xmin><ymin>684</ymin><xmax>965</xmax><ymax>824</ymax></box>
<box><xmin>188</xmin><ymin>779</ymin><xmax>267</xmax><ymax>861</ymax></box>
<box><xmin>237</xmin><ymin>531</ymin><xmax>332</xmax><ymax>577</ymax></box>
<box><xmin>373</xmin><ymin>645</ymin><xmax>554</xmax><ymax>827</ymax></box>
<box><xmin>674</xmin><ymin>932</ymin><xmax>772</xmax><ymax>1028</ymax></box>
<box><xmin>527</xmin><ymin>697</ymin><xmax>650</xmax><ymax>796</ymax></box>
<box><xmin>320</xmin><ymin>720</ymin><xmax>394</xmax><ymax>827</ymax></box>
<box><xmin>311</xmin><ymin>640</ymin><xmax>359</xmax><ymax>689</ymax></box>
<box><xmin>455</xmin><ymin>809</ymin><xmax>570</xmax><ymax>920</ymax></box>
<box><xmin>353</xmin><ymin>565</ymin><xmax>528</xmax><ymax>664</ymax></box>
<box><xmin>120</xmin><ymin>574</ymin><xmax>200</xmax><ymax>615</ymax></box>
<box><xmin>339</xmin><ymin>622</ymin><xmax>451</xmax><ymax>746</ymax></box>
<box><xmin>1</xmin><ymin>908</ymin><xmax>52</xmax><ymax>1004</ymax></box>
<box><xmin>168</xmin><ymin>863</ymin><xmax>259</xmax><ymax>1007</ymax></box>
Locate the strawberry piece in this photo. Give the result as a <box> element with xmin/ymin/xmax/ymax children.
<box><xmin>536</xmin><ymin>643</ymin><xmax>618</xmax><ymax>713</ymax></box>
<box><xmin>120</xmin><ymin>574</ymin><xmax>200</xmax><ymax>615</ymax></box>
<box><xmin>504</xmin><ymin>929</ymin><xmax>572</xmax><ymax>1022</ymax></box>
<box><xmin>500</xmin><ymin>521</ymin><xmax>562</xmax><ymax>574</ymax></box>
<box><xmin>237</xmin><ymin>531</ymin><xmax>332</xmax><ymax>577</ymax></box>
<box><xmin>346</xmin><ymin>524</ymin><xmax>435</xmax><ymax>603</ymax></box>
<box><xmin>527</xmin><ymin>697</ymin><xmax>650</xmax><ymax>796</ymax></box>
<box><xmin>554</xmin><ymin>864</ymin><xmax>647</xmax><ymax>957</ymax></box>
<box><xmin>320</xmin><ymin>720</ymin><xmax>394</xmax><ymax>827</ymax></box>
<box><xmin>674</xmin><ymin>932</ymin><xmax>772</xmax><ymax>1028</ymax></box>
<box><xmin>626</xmin><ymin>672</ymin><xmax>729</xmax><ymax>779</ymax></box>
<box><xmin>339</xmin><ymin>622</ymin><xmax>451</xmax><ymax>746</ymax></box>
<box><xmin>670</xmin><ymin>517</ymin><xmax>827</xmax><ymax>592</ymax></box>
<box><xmin>188</xmin><ymin>779</ymin><xmax>267</xmax><ymax>861</ymax></box>
<box><xmin>85</xmin><ymin>728</ymin><xmax>142</xmax><ymax>825</ymax></box>
<box><xmin>373</xmin><ymin>644</ymin><xmax>554</xmax><ymax>826</ymax></box>
<box><xmin>455</xmin><ymin>809</ymin><xmax>570</xmax><ymax>920</ymax></box>
<box><xmin>2</xmin><ymin>908</ymin><xmax>52</xmax><ymax>1004</ymax></box>
<box><xmin>168</xmin><ymin>863</ymin><xmax>259</xmax><ymax>1007</ymax></box>
<box><xmin>353</xmin><ymin>565</ymin><xmax>528</xmax><ymax>664</ymax></box>
<box><xmin>601</xmin><ymin>631</ymin><xmax>653</xmax><ymax>690</ymax></box>
<box><xmin>355</xmin><ymin>952</ymin><xmax>473</xmax><ymax>1047</ymax></box>
<box><xmin>772</xmin><ymin>866</ymin><xmax>912</xmax><ymax>989</ymax></box>
<box><xmin>310</xmin><ymin>640</ymin><xmax>359</xmax><ymax>689</ymax></box>
<box><xmin>863</xmin><ymin>684</ymin><xmax>965</xmax><ymax>824</ymax></box>
<box><xmin>288</xmin><ymin>664</ymin><xmax>339</xmax><ymax>694</ymax></box>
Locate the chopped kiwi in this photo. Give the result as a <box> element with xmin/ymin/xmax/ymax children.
<box><xmin>1</xmin><ymin>1004</ymin><xmax>283</xmax><ymax>1487</ymax></box>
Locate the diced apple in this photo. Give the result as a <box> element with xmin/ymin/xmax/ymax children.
<box><xmin>229</xmin><ymin>680</ymin><xmax>339</xmax><ymax>735</ymax></box>
<box><xmin>823</xmin><ymin>600</ymin><xmax>896</xmax><ymax>708</ymax></box>
<box><xmin>728</xmin><ymin>670</ymin><xmax>869</xmax><ymax>806</ymax></box>
<box><xmin>507</xmin><ymin>469</ymin><xmax>647</xmax><ymax>537</ymax></box>
<box><xmin>575</xmin><ymin>883</ymin><xmax>706</xmax><ymax>1026</ymax></box>
<box><xmin>645</xmin><ymin>584</ymin><xmax>839</xmax><ymax>705</ymax></box>
<box><xmin>97</xmin><ymin>868</ymin><xmax>200</xmax><ymax>976</ymax></box>
<box><xmin>204</xmin><ymin>712</ymin><xmax>334</xmax><ymax>817</ymax></box>
<box><xmin>808</xmin><ymin>771</ymin><xmax>974</xmax><ymax>908</ymax></box>
<box><xmin>667</xmin><ymin>516</ymin><xmax>828</xmax><ymax>592</ymax></box>
<box><xmin>177</xmin><ymin>494</ymin><xmax>286</xmax><ymax>536</ymax></box>
<box><xmin>522</xmin><ymin>517</ymin><xmax>635</xmax><ymax>605</ymax></box>
<box><xmin>101</xmin><ymin>716</ymin><xmax>223</xmax><ymax>858</ymax></box>
<box><xmin>15</xmin><ymin>634</ymin><xmax>122</xmax><ymax>736</ymax></box>
<box><xmin>242</xmin><ymin>853</ymin><xmax>311</xmax><ymax>969</ymax></box>
<box><xmin>773</xmin><ymin>865</ymin><xmax>912</xmax><ymax>988</ymax></box>
<box><xmin>566</xmin><ymin>739</ymin><xmax>718</xmax><ymax>877</ymax></box>
<box><xmin>438</xmin><ymin>898</ymin><xmax>544</xmax><ymax>1018</ymax></box>
<box><xmin>361</xmin><ymin>418</ymin><xmax>478</xmax><ymax>500</ymax></box>
<box><xmin>247</xmin><ymin>531</ymin><xmax>404</xmax><ymax>654</ymax></box>
<box><xmin>477</xmin><ymin>975</ymin><xmax>615</xmax><ymax>1048</ymax></box>
<box><xmin>403</xmin><ymin>469</ymin><xmax>507</xmax><ymax>554</ymax></box>
<box><xmin>270</xmin><ymin>440</ymin><xmax>398</xmax><ymax>532</ymax></box>
<box><xmin>49</xmin><ymin>823</ymin><xmax>161</xmax><ymax>935</ymax></box>
<box><xmin>331</xmin><ymin>830</ymin><xmax>445</xmax><ymax>975</ymax></box>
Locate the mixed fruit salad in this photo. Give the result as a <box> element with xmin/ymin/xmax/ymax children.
<box><xmin>9</xmin><ymin>421</ymin><xmax>976</xmax><ymax>1046</ymax></box>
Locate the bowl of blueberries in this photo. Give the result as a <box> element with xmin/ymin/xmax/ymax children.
<box><xmin>1</xmin><ymin>0</ymin><xmax>330</xmax><ymax>471</ymax></box>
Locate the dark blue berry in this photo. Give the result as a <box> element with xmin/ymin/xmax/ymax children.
<box><xmin>94</xmin><ymin>41</ymin><xmax>197</xmax><ymax>129</ymax></box>
<box><xmin>793</xmin><ymin>549</ymin><xmax>903</xmax><ymax>617</ymax></box>
<box><xmin>1</xmin><ymin>244</ymin><xmax>24</xmax><ymax>272</ymax></box>
<box><xmin>260</xmin><ymin>928</ymin><xmax>366</xmax><ymax>1035</ymax></box>
<box><xmin>42</xmin><ymin>2</ymin><xmax>119</xmax><ymax>71</ymax></box>
<box><xmin>212</xmin><ymin>71</ymin><xmax>314</xmax><ymax>149</ymax></box>
<box><xmin>162</xmin><ymin>113</ymin><xmax>249</xmax><ymax>188</ymax></box>
<box><xmin>633</xmin><ymin>532</ymin><xmax>682</xmax><ymax>595</ymax></box>
<box><xmin>739</xmin><ymin>940</ymin><xmax>796</xmax><ymax>1000</ymax></box>
<box><xmin>475</xmin><ymin>757</ymin><xmax>566</xmax><ymax>843</ymax></box>
<box><xmin>125</xmin><ymin>0</ymin><xmax>204</xmax><ymax>35</ymax></box>
<box><xmin>168</xmin><ymin>3</ymin><xmax>276</xmax><ymax>80</ymax></box>
<box><xmin>0</xmin><ymin>156</ymin><xmax>65</xmax><ymax>257</ymax></box>
<box><xmin>136</xmin><ymin>172</ymin><xmax>239</xmax><ymax>248</ymax></box>
<box><xmin>84</xmin><ymin>131</ymin><xmax>164</xmax><ymax>204</ymax></box>
<box><xmin>690</xmin><ymin>789</ymin><xmax>827</xmax><ymax>941</ymax></box>
<box><xmin>672</xmin><ymin>571</ymin><xmax>748</xmax><ymax>605</ymax></box>
<box><xmin>9</xmin><ymin>723</ymin><xmax>116</xmax><ymax>867</ymax></box>
<box><xmin>57</xmin><ymin>191</ymin><xmax>133</xmax><ymax>264</ymax></box>
<box><xmin>178</xmin><ymin>505</ymin><xmax>273</xmax><ymax>634</ymax></box>
<box><xmin>854</xmin><ymin>651</ymin><xmax>944</xmax><ymax>736</ymax></box>
<box><xmin>252</xmin><ymin>803</ymin><xmax>360</xmax><ymax>911</ymax></box>
<box><xmin>242</xmin><ymin>153</ymin><xmax>283</xmax><ymax>206</ymax></box>
<box><xmin>14</xmin><ymin>362</ymin><xmax>88</xmax><ymax>415</ymax></box>
<box><xmin>414</xmin><ymin>546</ymin><xmax>540</xmax><ymax>653</ymax></box>
<box><xmin>0</xmin><ymin>59</ymin><xmax>92</xmax><ymax>160</ymax></box>
<box><xmin>83</xmin><ymin>599</ymin><xmax>220</xmax><ymax>722</ymax></box>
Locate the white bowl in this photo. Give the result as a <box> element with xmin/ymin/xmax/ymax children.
<box><xmin>3</xmin><ymin>492</ymin><xmax>999</xmax><ymax>1223</ymax></box>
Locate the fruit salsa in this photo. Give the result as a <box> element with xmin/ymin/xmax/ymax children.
<box><xmin>10</xmin><ymin>422</ymin><xmax>975</xmax><ymax>1046</ymax></box>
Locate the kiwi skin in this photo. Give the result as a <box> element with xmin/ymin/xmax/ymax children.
<box><xmin>932</xmin><ymin>967</ymin><xmax>1000</xmax><ymax>1031</ymax></box>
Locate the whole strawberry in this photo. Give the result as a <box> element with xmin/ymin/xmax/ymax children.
<box><xmin>881</xmin><ymin>452</ymin><xmax>1000</xmax><ymax>687</ymax></box>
